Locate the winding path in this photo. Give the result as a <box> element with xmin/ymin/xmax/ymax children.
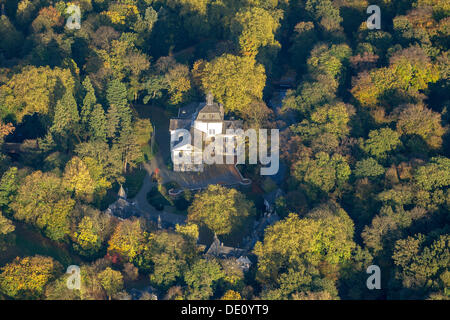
<box><xmin>131</xmin><ymin>162</ymin><xmax>186</xmax><ymax>226</ymax></box>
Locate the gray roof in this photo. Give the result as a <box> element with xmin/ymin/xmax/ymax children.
<box><xmin>178</xmin><ymin>102</ymin><xmax>199</xmax><ymax>119</ymax></box>
<box><xmin>206</xmin><ymin>234</ymin><xmax>245</xmax><ymax>258</ymax></box>
<box><xmin>197</xmin><ymin>102</ymin><xmax>223</xmax><ymax>121</ymax></box>
<box><xmin>172</xmin><ymin>126</ymin><xmax>204</xmax><ymax>151</ymax></box>
<box><xmin>108</xmin><ymin>198</ymin><xmax>138</xmax><ymax>219</ymax></box>
<box><xmin>237</xmin><ymin>256</ymin><xmax>251</xmax><ymax>265</ymax></box>
<box><xmin>197</xmin><ymin>92</ymin><xmax>224</xmax><ymax>120</ymax></box>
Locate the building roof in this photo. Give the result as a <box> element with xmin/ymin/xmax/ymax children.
<box><xmin>118</xmin><ymin>184</ymin><xmax>127</xmax><ymax>199</ymax></box>
<box><xmin>198</xmin><ymin>102</ymin><xmax>222</xmax><ymax>115</ymax></box>
<box><xmin>177</xmin><ymin>102</ymin><xmax>199</xmax><ymax>119</ymax></box>
<box><xmin>169</xmin><ymin>118</ymin><xmax>191</xmax><ymax>131</ymax></box>
<box><xmin>196</xmin><ymin>103</ymin><xmax>223</xmax><ymax>121</ymax></box>
<box><xmin>107</xmin><ymin>198</ymin><xmax>138</xmax><ymax>219</ymax></box>
<box><xmin>224</xmin><ymin>120</ymin><xmax>243</xmax><ymax>131</ymax></box>
<box><xmin>172</xmin><ymin>127</ymin><xmax>204</xmax><ymax>151</ymax></box>
<box><xmin>206</xmin><ymin>234</ymin><xmax>245</xmax><ymax>259</ymax></box>
<box><xmin>196</xmin><ymin>92</ymin><xmax>224</xmax><ymax>121</ymax></box>
<box><xmin>170</xmin><ymin>93</ymin><xmax>242</xmax><ymax>135</ymax></box>
<box><xmin>237</xmin><ymin>255</ymin><xmax>251</xmax><ymax>265</ymax></box>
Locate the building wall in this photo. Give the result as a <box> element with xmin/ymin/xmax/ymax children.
<box><xmin>194</xmin><ymin>120</ymin><xmax>223</xmax><ymax>136</ymax></box>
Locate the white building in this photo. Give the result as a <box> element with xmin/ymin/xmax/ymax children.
<box><xmin>169</xmin><ymin>92</ymin><xmax>243</xmax><ymax>172</ymax></box>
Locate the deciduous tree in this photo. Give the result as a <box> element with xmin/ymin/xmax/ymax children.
<box><xmin>188</xmin><ymin>185</ymin><xmax>255</xmax><ymax>236</ymax></box>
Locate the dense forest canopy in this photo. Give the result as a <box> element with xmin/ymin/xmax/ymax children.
<box><xmin>0</xmin><ymin>0</ymin><xmax>448</xmax><ymax>300</ymax></box>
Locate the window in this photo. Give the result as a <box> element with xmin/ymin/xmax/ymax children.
<box><xmin>209</xmin><ymin>129</ymin><xmax>215</xmax><ymax>135</ymax></box>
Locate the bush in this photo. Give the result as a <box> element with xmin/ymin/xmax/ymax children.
<box><xmin>147</xmin><ymin>186</ymin><xmax>171</xmax><ymax>210</ymax></box>
<box><xmin>124</xmin><ymin>168</ymin><xmax>147</xmax><ymax>198</ymax></box>
<box><xmin>175</xmin><ymin>197</ymin><xmax>189</xmax><ymax>211</ymax></box>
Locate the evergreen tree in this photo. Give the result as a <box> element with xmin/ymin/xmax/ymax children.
<box><xmin>89</xmin><ymin>104</ymin><xmax>107</xmax><ymax>141</ymax></box>
<box><xmin>50</xmin><ymin>91</ymin><xmax>80</xmax><ymax>148</ymax></box>
<box><xmin>106</xmin><ymin>79</ymin><xmax>132</xmax><ymax>130</ymax></box>
<box><xmin>117</xmin><ymin>126</ymin><xmax>142</xmax><ymax>173</ymax></box>
<box><xmin>106</xmin><ymin>79</ymin><xmax>128</xmax><ymax>110</ymax></box>
<box><xmin>106</xmin><ymin>104</ymin><xmax>120</xmax><ymax>140</ymax></box>
<box><xmin>81</xmin><ymin>77</ymin><xmax>97</xmax><ymax>129</ymax></box>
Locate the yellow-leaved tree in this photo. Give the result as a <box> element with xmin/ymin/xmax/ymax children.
<box><xmin>187</xmin><ymin>185</ymin><xmax>255</xmax><ymax>236</ymax></box>
<box><xmin>0</xmin><ymin>255</ymin><xmax>61</xmax><ymax>299</ymax></box>
<box><xmin>198</xmin><ymin>54</ymin><xmax>266</xmax><ymax>115</ymax></box>
<box><xmin>63</xmin><ymin>156</ymin><xmax>95</xmax><ymax>202</ymax></box>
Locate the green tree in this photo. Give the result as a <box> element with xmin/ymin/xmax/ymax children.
<box><xmin>199</xmin><ymin>54</ymin><xmax>266</xmax><ymax>115</ymax></box>
<box><xmin>232</xmin><ymin>7</ymin><xmax>281</xmax><ymax>57</ymax></box>
<box><xmin>307</xmin><ymin>43</ymin><xmax>351</xmax><ymax>83</ymax></box>
<box><xmin>75</xmin><ymin>140</ymin><xmax>123</xmax><ymax>184</ymax></box>
<box><xmin>392</xmin><ymin>234</ymin><xmax>449</xmax><ymax>298</ymax></box>
<box><xmin>80</xmin><ymin>77</ymin><xmax>97</xmax><ymax>128</ymax></box>
<box><xmin>0</xmin><ymin>66</ymin><xmax>75</xmax><ymax>122</ymax></box>
<box><xmin>106</xmin><ymin>103</ymin><xmax>121</xmax><ymax>139</ymax></box>
<box><xmin>0</xmin><ymin>255</ymin><xmax>61</xmax><ymax>299</ymax></box>
<box><xmin>165</xmin><ymin>64</ymin><xmax>191</xmax><ymax>105</ymax></box>
<box><xmin>305</xmin><ymin>0</ymin><xmax>343</xmax><ymax>32</ymax></box>
<box><xmin>351</xmin><ymin>47</ymin><xmax>439</xmax><ymax>108</ymax></box>
<box><xmin>354</xmin><ymin>158</ymin><xmax>385</xmax><ymax>178</ymax></box>
<box><xmin>0</xmin><ymin>212</ymin><xmax>14</xmax><ymax>236</ymax></box>
<box><xmin>289</xmin><ymin>21</ymin><xmax>319</xmax><ymax>71</ymax></box>
<box><xmin>184</xmin><ymin>258</ymin><xmax>225</xmax><ymax>300</ymax></box>
<box><xmin>254</xmin><ymin>203</ymin><xmax>355</xmax><ymax>298</ymax></box>
<box><xmin>50</xmin><ymin>91</ymin><xmax>80</xmax><ymax>148</ymax></box>
<box><xmin>292</xmin><ymin>102</ymin><xmax>353</xmax><ymax>141</ymax></box>
<box><xmin>187</xmin><ymin>185</ymin><xmax>255</xmax><ymax>236</ymax></box>
<box><xmin>0</xmin><ymin>167</ymin><xmax>18</xmax><ymax>209</ymax></box>
<box><xmin>0</xmin><ymin>15</ymin><xmax>23</xmax><ymax>59</ymax></box>
<box><xmin>98</xmin><ymin>267</ymin><xmax>123</xmax><ymax>299</ymax></box>
<box><xmin>106</xmin><ymin>79</ymin><xmax>131</xmax><ymax>130</ymax></box>
<box><xmin>11</xmin><ymin>171</ymin><xmax>74</xmax><ymax>241</ymax></box>
<box><xmin>116</xmin><ymin>125</ymin><xmax>143</xmax><ymax>173</ymax></box>
<box><xmin>107</xmin><ymin>79</ymin><xmax>128</xmax><ymax>111</ymax></box>
<box><xmin>396</xmin><ymin>104</ymin><xmax>445</xmax><ymax>150</ymax></box>
<box><xmin>89</xmin><ymin>104</ymin><xmax>108</xmax><ymax>141</ymax></box>
<box><xmin>0</xmin><ymin>211</ymin><xmax>14</xmax><ymax>251</ymax></box>
<box><xmin>142</xmin><ymin>75</ymin><xmax>169</xmax><ymax>104</ymax></box>
<box><xmin>293</xmin><ymin>152</ymin><xmax>351</xmax><ymax>193</ymax></box>
<box><xmin>72</xmin><ymin>208</ymin><xmax>114</xmax><ymax>257</ymax></box>
<box><xmin>414</xmin><ymin>157</ymin><xmax>450</xmax><ymax>191</ymax></box>
<box><xmin>362</xmin><ymin>206</ymin><xmax>428</xmax><ymax>254</ymax></box>
<box><xmin>145</xmin><ymin>231</ymin><xmax>197</xmax><ymax>288</ymax></box>
<box><xmin>361</xmin><ymin>128</ymin><xmax>402</xmax><ymax>158</ymax></box>
<box><xmin>175</xmin><ymin>223</ymin><xmax>199</xmax><ymax>242</ymax></box>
